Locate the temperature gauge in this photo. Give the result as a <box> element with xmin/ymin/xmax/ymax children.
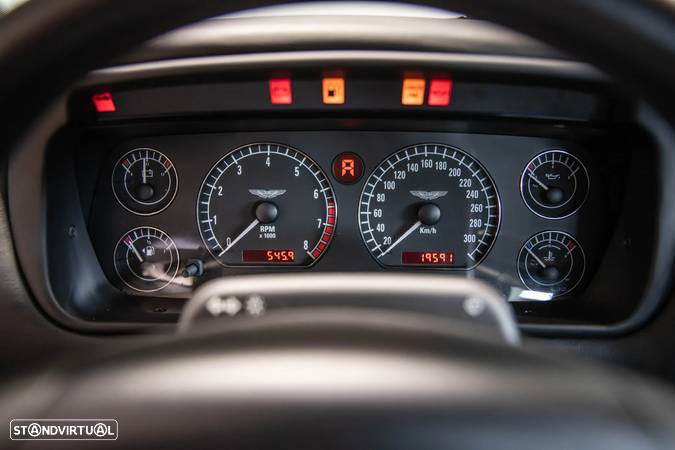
<box><xmin>520</xmin><ymin>150</ymin><xmax>589</xmax><ymax>219</ymax></box>
<box><xmin>113</xmin><ymin>227</ymin><xmax>180</xmax><ymax>292</ymax></box>
<box><xmin>517</xmin><ymin>231</ymin><xmax>585</xmax><ymax>298</ymax></box>
<box><xmin>112</xmin><ymin>148</ymin><xmax>178</xmax><ymax>215</ymax></box>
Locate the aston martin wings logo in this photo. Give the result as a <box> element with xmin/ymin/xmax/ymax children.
<box><xmin>409</xmin><ymin>190</ymin><xmax>448</xmax><ymax>201</ymax></box>
<box><xmin>249</xmin><ymin>189</ymin><xmax>287</xmax><ymax>199</ymax></box>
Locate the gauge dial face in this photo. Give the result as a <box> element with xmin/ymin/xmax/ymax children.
<box><xmin>112</xmin><ymin>148</ymin><xmax>178</xmax><ymax>215</ymax></box>
<box><xmin>520</xmin><ymin>150</ymin><xmax>589</xmax><ymax>219</ymax></box>
<box><xmin>517</xmin><ymin>231</ymin><xmax>585</xmax><ymax>297</ymax></box>
<box><xmin>113</xmin><ymin>227</ymin><xmax>180</xmax><ymax>292</ymax></box>
<box><xmin>359</xmin><ymin>144</ymin><xmax>500</xmax><ymax>269</ymax></box>
<box><xmin>197</xmin><ymin>143</ymin><xmax>336</xmax><ymax>267</ymax></box>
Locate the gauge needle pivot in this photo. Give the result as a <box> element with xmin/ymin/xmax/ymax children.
<box><xmin>527</xmin><ymin>170</ymin><xmax>549</xmax><ymax>191</ymax></box>
<box><xmin>378</xmin><ymin>220</ymin><xmax>422</xmax><ymax>259</ymax></box>
<box><xmin>220</xmin><ymin>219</ymin><xmax>260</xmax><ymax>256</ymax></box>
<box><xmin>525</xmin><ymin>247</ymin><xmax>547</xmax><ymax>269</ymax></box>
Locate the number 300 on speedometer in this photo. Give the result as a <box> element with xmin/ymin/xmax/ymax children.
<box><xmin>359</xmin><ymin>144</ymin><xmax>500</xmax><ymax>269</ymax></box>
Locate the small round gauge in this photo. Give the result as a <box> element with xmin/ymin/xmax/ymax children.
<box><xmin>113</xmin><ymin>226</ymin><xmax>180</xmax><ymax>292</ymax></box>
<box><xmin>112</xmin><ymin>148</ymin><xmax>178</xmax><ymax>215</ymax></box>
<box><xmin>359</xmin><ymin>143</ymin><xmax>500</xmax><ymax>269</ymax></box>
<box><xmin>520</xmin><ymin>150</ymin><xmax>589</xmax><ymax>219</ymax></box>
<box><xmin>517</xmin><ymin>231</ymin><xmax>585</xmax><ymax>298</ymax></box>
<box><xmin>197</xmin><ymin>143</ymin><xmax>336</xmax><ymax>267</ymax></box>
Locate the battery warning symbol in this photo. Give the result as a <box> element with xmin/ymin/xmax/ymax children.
<box><xmin>322</xmin><ymin>77</ymin><xmax>345</xmax><ymax>104</ymax></box>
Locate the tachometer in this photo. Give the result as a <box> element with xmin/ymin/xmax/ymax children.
<box><xmin>359</xmin><ymin>144</ymin><xmax>500</xmax><ymax>269</ymax></box>
<box><xmin>197</xmin><ymin>143</ymin><xmax>336</xmax><ymax>267</ymax></box>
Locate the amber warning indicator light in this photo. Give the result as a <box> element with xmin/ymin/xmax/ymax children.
<box><xmin>401</xmin><ymin>78</ymin><xmax>426</xmax><ymax>105</ymax></box>
<box><xmin>322</xmin><ymin>77</ymin><xmax>345</xmax><ymax>104</ymax></box>
<box><xmin>92</xmin><ymin>92</ymin><xmax>116</xmax><ymax>112</ymax></box>
<box><xmin>269</xmin><ymin>78</ymin><xmax>292</xmax><ymax>104</ymax></box>
<box><xmin>333</xmin><ymin>152</ymin><xmax>364</xmax><ymax>184</ymax></box>
<box><xmin>428</xmin><ymin>79</ymin><xmax>453</xmax><ymax>106</ymax></box>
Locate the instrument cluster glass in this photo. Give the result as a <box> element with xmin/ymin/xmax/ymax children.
<box><xmin>89</xmin><ymin>132</ymin><xmax>602</xmax><ymax>305</ymax></box>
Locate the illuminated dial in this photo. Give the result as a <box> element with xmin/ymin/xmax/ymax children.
<box><xmin>359</xmin><ymin>143</ymin><xmax>500</xmax><ymax>269</ymax></box>
<box><xmin>197</xmin><ymin>143</ymin><xmax>336</xmax><ymax>267</ymax></box>
<box><xmin>520</xmin><ymin>150</ymin><xmax>589</xmax><ymax>219</ymax></box>
<box><xmin>113</xmin><ymin>227</ymin><xmax>180</xmax><ymax>292</ymax></box>
<box><xmin>112</xmin><ymin>148</ymin><xmax>178</xmax><ymax>215</ymax></box>
<box><xmin>517</xmin><ymin>231</ymin><xmax>585</xmax><ymax>298</ymax></box>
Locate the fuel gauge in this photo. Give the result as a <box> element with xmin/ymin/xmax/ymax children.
<box><xmin>517</xmin><ymin>231</ymin><xmax>585</xmax><ymax>298</ymax></box>
<box><xmin>113</xmin><ymin>226</ymin><xmax>180</xmax><ymax>292</ymax></box>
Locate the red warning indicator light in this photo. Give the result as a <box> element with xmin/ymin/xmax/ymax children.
<box><xmin>427</xmin><ymin>79</ymin><xmax>453</xmax><ymax>106</ymax></box>
<box><xmin>332</xmin><ymin>152</ymin><xmax>364</xmax><ymax>184</ymax></box>
<box><xmin>269</xmin><ymin>78</ymin><xmax>292</xmax><ymax>104</ymax></box>
<box><xmin>92</xmin><ymin>92</ymin><xmax>116</xmax><ymax>112</ymax></box>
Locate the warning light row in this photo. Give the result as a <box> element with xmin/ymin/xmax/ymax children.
<box><xmin>91</xmin><ymin>77</ymin><xmax>452</xmax><ymax>113</ymax></box>
<box><xmin>268</xmin><ymin>77</ymin><xmax>452</xmax><ymax>106</ymax></box>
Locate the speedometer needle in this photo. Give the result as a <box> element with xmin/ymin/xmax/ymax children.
<box><xmin>219</xmin><ymin>219</ymin><xmax>260</xmax><ymax>256</ymax></box>
<box><xmin>378</xmin><ymin>221</ymin><xmax>422</xmax><ymax>259</ymax></box>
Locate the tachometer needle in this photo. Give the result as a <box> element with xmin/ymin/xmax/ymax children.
<box><xmin>142</xmin><ymin>158</ymin><xmax>148</xmax><ymax>184</ymax></box>
<box><xmin>527</xmin><ymin>170</ymin><xmax>549</xmax><ymax>191</ymax></box>
<box><xmin>525</xmin><ymin>247</ymin><xmax>547</xmax><ymax>269</ymax></box>
<box><xmin>219</xmin><ymin>219</ymin><xmax>260</xmax><ymax>256</ymax></box>
<box><xmin>378</xmin><ymin>220</ymin><xmax>422</xmax><ymax>259</ymax></box>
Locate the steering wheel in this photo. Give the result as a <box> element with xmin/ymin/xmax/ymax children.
<box><xmin>1</xmin><ymin>1</ymin><xmax>675</xmax><ymax>449</ymax></box>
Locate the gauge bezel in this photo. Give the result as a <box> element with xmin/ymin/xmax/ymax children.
<box><xmin>358</xmin><ymin>143</ymin><xmax>502</xmax><ymax>271</ymax></box>
<box><xmin>519</xmin><ymin>149</ymin><xmax>590</xmax><ymax>220</ymax></box>
<box><xmin>196</xmin><ymin>142</ymin><xmax>337</xmax><ymax>269</ymax></box>
<box><xmin>113</xmin><ymin>226</ymin><xmax>180</xmax><ymax>293</ymax></box>
<box><xmin>517</xmin><ymin>230</ymin><xmax>586</xmax><ymax>297</ymax></box>
<box><xmin>111</xmin><ymin>147</ymin><xmax>179</xmax><ymax>216</ymax></box>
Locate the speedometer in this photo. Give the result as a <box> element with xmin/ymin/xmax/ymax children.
<box><xmin>197</xmin><ymin>143</ymin><xmax>336</xmax><ymax>267</ymax></box>
<box><xmin>359</xmin><ymin>144</ymin><xmax>500</xmax><ymax>269</ymax></box>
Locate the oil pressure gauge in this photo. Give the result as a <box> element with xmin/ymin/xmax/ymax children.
<box><xmin>520</xmin><ymin>150</ymin><xmax>589</xmax><ymax>219</ymax></box>
<box><xmin>517</xmin><ymin>231</ymin><xmax>585</xmax><ymax>298</ymax></box>
<box><xmin>112</xmin><ymin>148</ymin><xmax>178</xmax><ymax>215</ymax></box>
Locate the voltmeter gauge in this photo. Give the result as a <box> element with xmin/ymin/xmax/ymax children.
<box><xmin>517</xmin><ymin>231</ymin><xmax>585</xmax><ymax>298</ymax></box>
<box><xmin>112</xmin><ymin>148</ymin><xmax>178</xmax><ymax>215</ymax></box>
<box><xmin>113</xmin><ymin>227</ymin><xmax>180</xmax><ymax>292</ymax></box>
<box><xmin>520</xmin><ymin>150</ymin><xmax>589</xmax><ymax>219</ymax></box>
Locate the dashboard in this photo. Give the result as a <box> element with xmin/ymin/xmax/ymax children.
<box><xmin>21</xmin><ymin>61</ymin><xmax>654</xmax><ymax>334</ymax></box>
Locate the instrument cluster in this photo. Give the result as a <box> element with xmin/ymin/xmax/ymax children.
<box><xmin>88</xmin><ymin>131</ymin><xmax>614</xmax><ymax>306</ymax></box>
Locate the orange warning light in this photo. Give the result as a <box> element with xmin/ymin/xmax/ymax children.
<box><xmin>322</xmin><ymin>77</ymin><xmax>345</xmax><ymax>104</ymax></box>
<box><xmin>401</xmin><ymin>78</ymin><xmax>426</xmax><ymax>106</ymax></box>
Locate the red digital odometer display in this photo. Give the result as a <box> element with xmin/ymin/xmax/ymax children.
<box><xmin>243</xmin><ymin>250</ymin><xmax>296</xmax><ymax>263</ymax></box>
<box><xmin>401</xmin><ymin>251</ymin><xmax>455</xmax><ymax>266</ymax></box>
